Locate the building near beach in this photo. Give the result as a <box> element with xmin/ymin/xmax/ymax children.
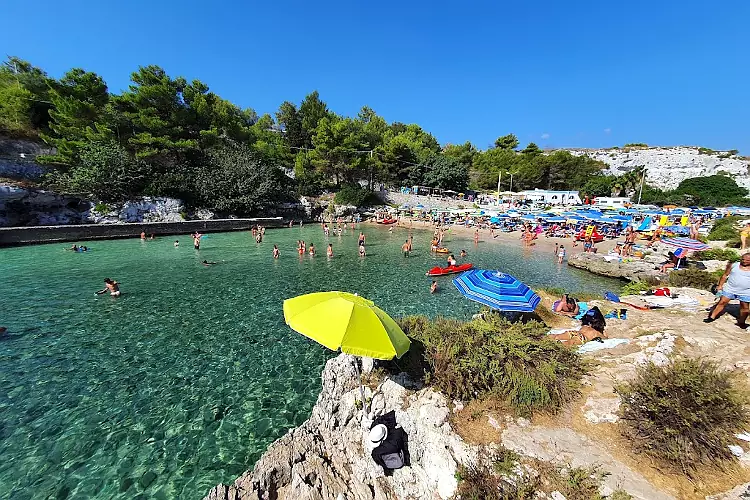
<box><xmin>591</xmin><ymin>196</ymin><xmax>631</xmax><ymax>209</ymax></box>
<box><xmin>517</xmin><ymin>189</ymin><xmax>582</xmax><ymax>206</ymax></box>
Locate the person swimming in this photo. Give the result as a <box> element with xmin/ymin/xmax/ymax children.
<box><xmin>430</xmin><ymin>281</ymin><xmax>438</xmax><ymax>294</ymax></box>
<box><xmin>459</xmin><ymin>249</ymin><xmax>467</xmax><ymax>257</ymax></box>
<box><xmin>67</xmin><ymin>244</ymin><xmax>79</xmax><ymax>251</ymax></box>
<box><xmin>447</xmin><ymin>254</ymin><xmax>457</xmax><ymax>267</ymax></box>
<box><xmin>174</xmin><ymin>240</ymin><xmax>179</xmax><ymax>247</ymax></box>
<box><xmin>96</xmin><ymin>278</ymin><xmax>121</xmax><ymax>297</ymax></box>
<box><xmin>273</xmin><ymin>244</ymin><xmax>280</xmax><ymax>259</ymax></box>
<box><xmin>201</xmin><ymin>260</ymin><xmax>217</xmax><ymax>266</ymax></box>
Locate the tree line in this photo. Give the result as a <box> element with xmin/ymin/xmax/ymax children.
<box><xmin>2</xmin><ymin>56</ymin><xmax>741</xmax><ymax>213</ymax></box>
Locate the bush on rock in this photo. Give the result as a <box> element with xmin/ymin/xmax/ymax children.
<box><xmin>397</xmin><ymin>315</ymin><xmax>587</xmax><ymax>415</ymax></box>
<box><xmin>616</xmin><ymin>358</ymin><xmax>750</xmax><ymax>475</ymax></box>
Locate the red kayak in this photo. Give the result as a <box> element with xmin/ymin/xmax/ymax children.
<box><xmin>425</xmin><ymin>263</ymin><xmax>474</xmax><ymax>276</ymax></box>
<box><xmin>377</xmin><ymin>219</ymin><xmax>398</xmax><ymax>225</ymax></box>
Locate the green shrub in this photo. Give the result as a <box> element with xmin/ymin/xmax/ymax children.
<box><xmin>333</xmin><ymin>185</ymin><xmax>380</xmax><ymax>207</ymax></box>
<box><xmin>693</xmin><ymin>248</ymin><xmax>739</xmax><ymax>262</ymax></box>
<box><xmin>397</xmin><ymin>315</ymin><xmax>588</xmax><ymax>415</ymax></box>
<box><xmin>93</xmin><ymin>202</ymin><xmax>111</xmax><ymax>213</ymax></box>
<box><xmin>455</xmin><ymin>451</ymin><xmax>537</xmax><ymax>500</ymax></box>
<box><xmin>623</xmin><ymin>143</ymin><xmax>648</xmax><ymax>148</ymax></box>
<box><xmin>616</xmin><ymin>358</ymin><xmax>750</xmax><ymax>475</ymax></box>
<box><xmin>666</xmin><ymin>268</ymin><xmax>718</xmax><ymax>290</ymax></box>
<box><xmin>620</xmin><ymin>281</ymin><xmax>652</xmax><ymax>296</ymax></box>
<box><xmin>698</xmin><ymin>147</ymin><xmax>715</xmax><ymax>155</ymax></box>
<box><xmin>708</xmin><ymin>216</ymin><xmax>745</xmax><ymax>241</ymax></box>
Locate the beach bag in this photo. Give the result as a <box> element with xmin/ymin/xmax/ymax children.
<box><xmin>381</xmin><ymin>450</ymin><xmax>405</xmax><ymax>469</ymax></box>
<box><xmin>654</xmin><ymin>287</ymin><xmax>671</xmax><ymax>297</ymax></box>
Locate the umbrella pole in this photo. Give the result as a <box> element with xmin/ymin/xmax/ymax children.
<box><xmin>353</xmin><ymin>357</ymin><xmax>367</xmax><ymax>413</ymax></box>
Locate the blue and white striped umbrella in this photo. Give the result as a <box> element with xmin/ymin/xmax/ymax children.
<box><xmin>660</xmin><ymin>237</ymin><xmax>710</xmax><ymax>251</ymax></box>
<box><xmin>453</xmin><ymin>270</ymin><xmax>541</xmax><ymax>312</ymax></box>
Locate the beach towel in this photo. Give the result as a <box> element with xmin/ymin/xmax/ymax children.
<box><xmin>577</xmin><ymin>338</ymin><xmax>630</xmax><ymax>353</ymax></box>
<box><xmin>573</xmin><ymin>302</ymin><xmax>589</xmax><ymax>320</ymax></box>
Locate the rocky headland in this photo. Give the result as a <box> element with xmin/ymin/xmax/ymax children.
<box><xmin>202</xmin><ymin>287</ymin><xmax>750</xmax><ymax>499</ymax></box>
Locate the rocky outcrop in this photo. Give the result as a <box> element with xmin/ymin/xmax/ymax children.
<box><xmin>0</xmin><ymin>136</ymin><xmax>52</xmax><ymax>180</ymax></box>
<box><xmin>567</xmin><ymin>252</ymin><xmax>661</xmax><ymax>281</ymax></box>
<box><xmin>203</xmin><ymin>354</ymin><xmax>476</xmax><ymax>500</ymax></box>
<box><xmin>567</xmin><ymin>146</ymin><xmax>750</xmax><ymax>191</ymax></box>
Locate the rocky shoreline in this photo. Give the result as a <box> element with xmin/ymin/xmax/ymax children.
<box><xmin>201</xmin><ymin>285</ymin><xmax>750</xmax><ymax>500</ymax></box>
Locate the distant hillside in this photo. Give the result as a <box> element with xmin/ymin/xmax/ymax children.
<box><xmin>564</xmin><ymin>146</ymin><xmax>750</xmax><ymax>191</ymax></box>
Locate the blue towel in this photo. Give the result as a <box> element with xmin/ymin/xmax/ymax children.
<box><xmin>574</xmin><ymin>302</ymin><xmax>589</xmax><ymax>320</ymax></box>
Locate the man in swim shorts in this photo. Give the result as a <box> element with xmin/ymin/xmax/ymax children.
<box><xmin>402</xmin><ymin>240</ymin><xmax>410</xmax><ymax>257</ymax></box>
<box><xmin>96</xmin><ymin>278</ymin><xmax>121</xmax><ymax>297</ymax></box>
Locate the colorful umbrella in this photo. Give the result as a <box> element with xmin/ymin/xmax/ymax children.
<box><xmin>453</xmin><ymin>270</ymin><xmax>541</xmax><ymax>312</ymax></box>
<box><xmin>660</xmin><ymin>237</ymin><xmax>710</xmax><ymax>251</ymax></box>
<box><xmin>283</xmin><ymin>291</ymin><xmax>410</xmax><ymax>410</ymax></box>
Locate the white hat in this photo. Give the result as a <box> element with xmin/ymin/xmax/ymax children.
<box><xmin>369</xmin><ymin>424</ymin><xmax>388</xmax><ymax>444</ymax></box>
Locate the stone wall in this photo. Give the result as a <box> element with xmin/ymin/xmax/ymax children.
<box><xmin>0</xmin><ymin>218</ymin><xmax>284</xmax><ymax>247</ymax></box>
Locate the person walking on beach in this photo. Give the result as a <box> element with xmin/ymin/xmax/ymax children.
<box><xmin>273</xmin><ymin>245</ymin><xmax>280</xmax><ymax>259</ymax></box>
<box><xmin>402</xmin><ymin>240</ymin><xmax>410</xmax><ymax>257</ymax></box>
<box><xmin>557</xmin><ymin>245</ymin><xmax>566</xmax><ymax>264</ymax></box>
<box><xmin>705</xmin><ymin>253</ymin><xmax>750</xmax><ymax>328</ymax></box>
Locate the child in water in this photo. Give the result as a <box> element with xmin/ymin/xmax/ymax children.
<box><xmin>309</xmin><ymin>243</ymin><xmax>315</xmax><ymax>256</ymax></box>
<box><xmin>557</xmin><ymin>245</ymin><xmax>566</xmax><ymax>264</ymax></box>
<box><xmin>327</xmin><ymin>244</ymin><xmax>333</xmax><ymax>258</ymax></box>
<box><xmin>430</xmin><ymin>281</ymin><xmax>438</xmax><ymax>294</ymax></box>
<box><xmin>273</xmin><ymin>245</ymin><xmax>280</xmax><ymax>259</ymax></box>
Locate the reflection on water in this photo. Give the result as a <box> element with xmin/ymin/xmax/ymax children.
<box><xmin>0</xmin><ymin>225</ymin><xmax>619</xmax><ymax>499</ymax></box>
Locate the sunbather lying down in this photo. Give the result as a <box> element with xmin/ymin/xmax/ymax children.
<box><xmin>548</xmin><ymin>307</ymin><xmax>607</xmax><ymax>346</ymax></box>
<box><xmin>553</xmin><ymin>294</ymin><xmax>579</xmax><ymax>317</ymax></box>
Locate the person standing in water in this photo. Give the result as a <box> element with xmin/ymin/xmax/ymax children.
<box><xmin>193</xmin><ymin>233</ymin><xmax>201</xmax><ymax>250</ymax></box>
<box><xmin>359</xmin><ymin>243</ymin><xmax>366</xmax><ymax>257</ymax></box>
<box><xmin>430</xmin><ymin>281</ymin><xmax>438</xmax><ymax>294</ymax></box>
<box><xmin>96</xmin><ymin>278</ymin><xmax>121</xmax><ymax>297</ymax></box>
<box><xmin>273</xmin><ymin>245</ymin><xmax>280</xmax><ymax>259</ymax></box>
<box><xmin>309</xmin><ymin>243</ymin><xmax>315</xmax><ymax>256</ymax></box>
<box><xmin>174</xmin><ymin>240</ymin><xmax>179</xmax><ymax>247</ymax></box>
<box><xmin>474</xmin><ymin>229</ymin><xmax>479</xmax><ymax>245</ymax></box>
<box><xmin>140</xmin><ymin>231</ymin><xmax>146</xmax><ymax>240</ymax></box>
<box><xmin>402</xmin><ymin>240</ymin><xmax>410</xmax><ymax>257</ymax></box>
<box><xmin>557</xmin><ymin>245</ymin><xmax>566</xmax><ymax>264</ymax></box>
<box><xmin>327</xmin><ymin>243</ymin><xmax>333</xmax><ymax>258</ymax></box>
<box><xmin>358</xmin><ymin>232</ymin><xmax>366</xmax><ymax>247</ymax></box>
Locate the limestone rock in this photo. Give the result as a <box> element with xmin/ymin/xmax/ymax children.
<box><xmin>567</xmin><ymin>252</ymin><xmax>660</xmax><ymax>281</ymax></box>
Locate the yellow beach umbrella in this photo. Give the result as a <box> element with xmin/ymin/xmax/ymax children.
<box><xmin>283</xmin><ymin>291</ymin><xmax>411</xmax><ymax>409</ymax></box>
<box><xmin>283</xmin><ymin>291</ymin><xmax>410</xmax><ymax>360</ymax></box>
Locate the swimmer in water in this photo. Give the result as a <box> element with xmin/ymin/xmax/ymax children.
<box><xmin>67</xmin><ymin>244</ymin><xmax>79</xmax><ymax>251</ymax></box>
<box><xmin>96</xmin><ymin>278</ymin><xmax>121</xmax><ymax>297</ymax></box>
<box><xmin>201</xmin><ymin>260</ymin><xmax>217</xmax><ymax>266</ymax></box>
<box><xmin>327</xmin><ymin>243</ymin><xmax>333</xmax><ymax>258</ymax></box>
<box><xmin>140</xmin><ymin>231</ymin><xmax>146</xmax><ymax>240</ymax></box>
<box><xmin>460</xmin><ymin>249</ymin><xmax>467</xmax><ymax>257</ymax></box>
<box><xmin>273</xmin><ymin>245</ymin><xmax>280</xmax><ymax>259</ymax></box>
<box><xmin>402</xmin><ymin>240</ymin><xmax>410</xmax><ymax>257</ymax></box>
<box><xmin>309</xmin><ymin>243</ymin><xmax>315</xmax><ymax>256</ymax></box>
<box><xmin>174</xmin><ymin>240</ymin><xmax>179</xmax><ymax>247</ymax></box>
<box><xmin>430</xmin><ymin>281</ymin><xmax>438</xmax><ymax>294</ymax></box>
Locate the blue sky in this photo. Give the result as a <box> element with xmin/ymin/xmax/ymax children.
<box><xmin>2</xmin><ymin>0</ymin><xmax>748</xmax><ymax>152</ymax></box>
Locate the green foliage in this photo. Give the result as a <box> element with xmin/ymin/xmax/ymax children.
<box><xmin>707</xmin><ymin>216</ymin><xmax>745</xmax><ymax>241</ymax></box>
<box><xmin>666</xmin><ymin>268</ymin><xmax>719</xmax><ymax>290</ymax></box>
<box><xmin>672</xmin><ymin>175</ymin><xmax>748</xmax><ymax>206</ymax></box>
<box><xmin>697</xmin><ymin>147</ymin><xmax>715</xmax><ymax>155</ymax></box>
<box><xmin>455</xmin><ymin>452</ymin><xmax>538</xmax><ymax>500</ymax></box>
<box><xmin>617</xmin><ymin>358</ymin><xmax>750</xmax><ymax>475</ymax></box>
<box><xmin>620</xmin><ymin>281</ymin><xmax>653</xmax><ymax>296</ymax></box>
<box><xmin>422</xmin><ymin>154</ymin><xmax>469</xmax><ymax>191</ymax></box>
<box><xmin>333</xmin><ymin>184</ymin><xmax>379</xmax><ymax>207</ymax></box>
<box><xmin>624</xmin><ymin>143</ymin><xmax>648</xmax><ymax>148</ymax></box>
<box><xmin>193</xmin><ymin>142</ymin><xmax>295</xmax><ymax>214</ymax></box>
<box><xmin>693</xmin><ymin>248</ymin><xmax>740</xmax><ymax>262</ymax></box>
<box><xmin>582</xmin><ymin>175</ymin><xmax>614</xmax><ymax>197</ymax></box>
<box><xmin>397</xmin><ymin>315</ymin><xmax>588</xmax><ymax>415</ymax></box>
<box><xmin>494</xmin><ymin>133</ymin><xmax>519</xmax><ymax>150</ymax></box>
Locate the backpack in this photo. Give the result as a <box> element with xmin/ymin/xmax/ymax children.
<box><xmin>381</xmin><ymin>450</ymin><xmax>405</xmax><ymax>469</ymax></box>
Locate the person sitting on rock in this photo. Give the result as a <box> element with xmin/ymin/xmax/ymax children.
<box><xmin>370</xmin><ymin>423</ymin><xmax>407</xmax><ymax>473</ymax></box>
<box><xmin>548</xmin><ymin>307</ymin><xmax>608</xmax><ymax>346</ymax></box>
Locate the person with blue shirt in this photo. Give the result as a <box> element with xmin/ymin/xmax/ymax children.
<box><xmin>705</xmin><ymin>253</ymin><xmax>750</xmax><ymax>329</ymax></box>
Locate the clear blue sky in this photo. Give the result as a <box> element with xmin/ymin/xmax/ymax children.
<box><xmin>2</xmin><ymin>0</ymin><xmax>748</xmax><ymax>152</ymax></box>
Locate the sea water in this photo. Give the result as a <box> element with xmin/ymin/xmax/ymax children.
<box><xmin>0</xmin><ymin>225</ymin><xmax>620</xmax><ymax>499</ymax></box>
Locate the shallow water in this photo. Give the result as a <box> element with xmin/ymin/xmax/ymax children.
<box><xmin>0</xmin><ymin>225</ymin><xmax>620</xmax><ymax>499</ymax></box>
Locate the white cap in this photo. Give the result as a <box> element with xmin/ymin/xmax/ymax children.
<box><xmin>369</xmin><ymin>424</ymin><xmax>388</xmax><ymax>444</ymax></box>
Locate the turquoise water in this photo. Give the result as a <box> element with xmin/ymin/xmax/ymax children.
<box><xmin>0</xmin><ymin>225</ymin><xmax>620</xmax><ymax>499</ymax></box>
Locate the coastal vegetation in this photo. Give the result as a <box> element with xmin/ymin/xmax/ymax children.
<box><xmin>708</xmin><ymin>216</ymin><xmax>745</xmax><ymax>242</ymax></box>
<box><xmin>617</xmin><ymin>358</ymin><xmax>750</xmax><ymax>475</ymax></box>
<box><xmin>397</xmin><ymin>315</ymin><xmax>587</xmax><ymax>416</ymax></box>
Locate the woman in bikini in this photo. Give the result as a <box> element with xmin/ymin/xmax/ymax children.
<box><xmin>553</xmin><ymin>294</ymin><xmax>579</xmax><ymax>317</ymax></box>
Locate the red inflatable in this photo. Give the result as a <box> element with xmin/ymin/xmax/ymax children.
<box><xmin>377</xmin><ymin>219</ymin><xmax>398</xmax><ymax>225</ymax></box>
<box><xmin>575</xmin><ymin>229</ymin><xmax>605</xmax><ymax>243</ymax></box>
<box><xmin>425</xmin><ymin>263</ymin><xmax>474</xmax><ymax>276</ymax></box>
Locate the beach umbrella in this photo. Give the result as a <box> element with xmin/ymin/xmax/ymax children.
<box><xmin>415</xmin><ymin>204</ymin><xmax>425</xmax><ymax>209</ymax></box>
<box><xmin>546</xmin><ymin>216</ymin><xmax>567</xmax><ymax>223</ymax></box>
<box><xmin>660</xmin><ymin>237</ymin><xmax>710</xmax><ymax>251</ymax></box>
<box><xmin>283</xmin><ymin>291</ymin><xmax>411</xmax><ymax>407</ymax></box>
<box><xmin>453</xmin><ymin>270</ymin><xmax>541</xmax><ymax>313</ymax></box>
